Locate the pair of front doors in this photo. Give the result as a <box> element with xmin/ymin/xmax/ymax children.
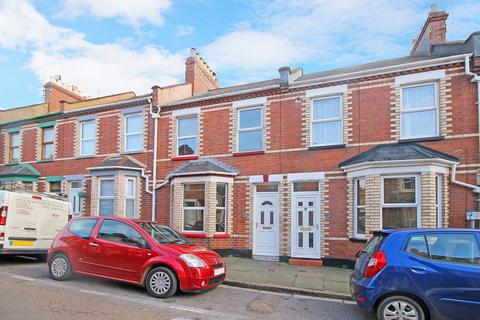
<box><xmin>253</xmin><ymin>187</ymin><xmax>320</xmax><ymax>259</ymax></box>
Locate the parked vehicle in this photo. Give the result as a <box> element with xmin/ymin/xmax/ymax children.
<box><xmin>350</xmin><ymin>229</ymin><xmax>480</xmax><ymax>320</ymax></box>
<box><xmin>0</xmin><ymin>190</ymin><xmax>70</xmax><ymax>260</ymax></box>
<box><xmin>47</xmin><ymin>216</ymin><xmax>226</xmax><ymax>298</ymax></box>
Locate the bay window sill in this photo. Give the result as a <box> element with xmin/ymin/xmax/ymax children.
<box><xmin>182</xmin><ymin>232</ymin><xmax>207</xmax><ymax>238</ymax></box>
<box><xmin>37</xmin><ymin>159</ymin><xmax>54</xmax><ymax>163</ymax></box>
<box><xmin>172</xmin><ymin>155</ymin><xmax>199</xmax><ymax>161</ymax></box>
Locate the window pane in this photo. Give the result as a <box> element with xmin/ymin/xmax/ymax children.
<box><xmin>356</xmin><ymin>208</ymin><xmax>366</xmax><ymax>235</ymax></box>
<box><xmin>100</xmin><ymin>179</ymin><xmax>114</xmax><ymax>197</ymax></box>
<box><xmin>98</xmin><ymin>220</ymin><xmax>145</xmax><ymax>247</ymax></box>
<box><xmin>11</xmin><ymin>148</ymin><xmax>20</xmax><ymax>161</ymax></box>
<box><xmin>126</xmin><ymin>179</ymin><xmax>135</xmax><ymax>197</ymax></box>
<box><xmin>126</xmin><ymin>134</ymin><xmax>142</xmax><ymax>151</ymax></box>
<box><xmin>81</xmin><ymin>140</ymin><xmax>95</xmax><ymax>156</ymax></box>
<box><xmin>125</xmin><ymin>199</ymin><xmax>135</xmax><ymax>219</ymax></box>
<box><xmin>216</xmin><ymin>209</ymin><xmax>226</xmax><ymax>232</ymax></box>
<box><xmin>43</xmin><ymin>127</ymin><xmax>54</xmax><ymax>142</ymax></box>
<box><xmin>384</xmin><ymin>177</ymin><xmax>416</xmax><ymax>203</ymax></box>
<box><xmin>81</xmin><ymin>121</ymin><xmax>95</xmax><ymax>139</ymax></box>
<box><xmin>312</xmin><ymin>121</ymin><xmax>341</xmax><ymax>145</ymax></box>
<box><xmin>50</xmin><ymin>181</ymin><xmax>61</xmax><ymax>193</ymax></box>
<box><xmin>382</xmin><ymin>207</ymin><xmax>417</xmax><ymax>229</ymax></box>
<box><xmin>183</xmin><ymin>209</ymin><xmax>204</xmax><ymax>231</ymax></box>
<box><xmin>401</xmin><ymin>110</ymin><xmax>436</xmax><ymax>138</ymax></box>
<box><xmin>126</xmin><ymin>115</ymin><xmax>142</xmax><ymax>133</ymax></box>
<box><xmin>293</xmin><ymin>182</ymin><xmax>319</xmax><ymax>192</ymax></box>
<box><xmin>43</xmin><ymin>144</ymin><xmax>54</xmax><ymax>159</ymax></box>
<box><xmin>69</xmin><ymin>219</ymin><xmax>97</xmax><ymax>238</ymax></box>
<box><xmin>356</xmin><ymin>179</ymin><xmax>365</xmax><ymax>205</ymax></box>
<box><xmin>239</xmin><ymin>108</ymin><xmax>261</xmax><ymax>129</ymax></box>
<box><xmin>216</xmin><ymin>183</ymin><xmax>227</xmax><ymax>207</ymax></box>
<box><xmin>11</xmin><ymin>133</ymin><xmax>20</xmax><ymax>146</ymax></box>
<box><xmin>402</xmin><ymin>84</ymin><xmax>435</xmax><ymax>110</ymax></box>
<box><xmin>238</xmin><ymin>130</ymin><xmax>262</xmax><ymax>152</ymax></box>
<box><xmin>178</xmin><ymin>137</ymin><xmax>196</xmax><ymax>155</ymax></box>
<box><xmin>312</xmin><ymin>97</ymin><xmax>341</xmax><ymax>120</ymax></box>
<box><xmin>256</xmin><ymin>184</ymin><xmax>278</xmax><ymax>192</ymax></box>
<box><xmin>406</xmin><ymin>235</ymin><xmax>429</xmax><ymax>258</ymax></box>
<box><xmin>426</xmin><ymin>233</ymin><xmax>480</xmax><ymax>265</ymax></box>
<box><xmin>99</xmin><ymin>199</ymin><xmax>114</xmax><ymax>216</ymax></box>
<box><xmin>183</xmin><ymin>184</ymin><xmax>205</xmax><ymax>207</ymax></box>
<box><xmin>70</xmin><ymin>181</ymin><xmax>82</xmax><ymax>189</ymax></box>
<box><xmin>178</xmin><ymin>117</ymin><xmax>197</xmax><ymax>137</ymax></box>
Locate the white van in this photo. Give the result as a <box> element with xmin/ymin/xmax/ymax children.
<box><xmin>0</xmin><ymin>190</ymin><xmax>70</xmax><ymax>260</ymax></box>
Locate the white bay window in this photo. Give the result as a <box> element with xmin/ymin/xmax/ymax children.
<box><xmin>99</xmin><ymin>178</ymin><xmax>115</xmax><ymax>216</ymax></box>
<box><xmin>183</xmin><ymin>184</ymin><xmax>205</xmax><ymax>232</ymax></box>
<box><xmin>354</xmin><ymin>179</ymin><xmax>366</xmax><ymax>238</ymax></box>
<box><xmin>382</xmin><ymin>176</ymin><xmax>420</xmax><ymax>229</ymax></box>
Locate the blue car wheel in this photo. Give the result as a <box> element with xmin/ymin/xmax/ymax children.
<box><xmin>376</xmin><ymin>295</ymin><xmax>425</xmax><ymax>320</ymax></box>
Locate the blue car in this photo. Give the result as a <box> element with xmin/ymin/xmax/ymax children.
<box><xmin>350</xmin><ymin>229</ymin><xmax>480</xmax><ymax>320</ymax></box>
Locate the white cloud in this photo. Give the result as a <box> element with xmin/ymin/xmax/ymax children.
<box><xmin>175</xmin><ymin>25</ymin><xmax>195</xmax><ymax>37</ymax></box>
<box><xmin>0</xmin><ymin>0</ymin><xmax>184</xmax><ymax>97</ymax></box>
<box><xmin>57</xmin><ymin>0</ymin><xmax>171</xmax><ymax>27</ymax></box>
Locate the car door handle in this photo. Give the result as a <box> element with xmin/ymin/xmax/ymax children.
<box><xmin>89</xmin><ymin>242</ymin><xmax>99</xmax><ymax>247</ymax></box>
<box><xmin>410</xmin><ymin>266</ymin><xmax>428</xmax><ymax>273</ymax></box>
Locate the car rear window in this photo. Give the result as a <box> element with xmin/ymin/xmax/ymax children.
<box><xmin>362</xmin><ymin>233</ymin><xmax>386</xmax><ymax>255</ymax></box>
<box><xmin>69</xmin><ymin>219</ymin><xmax>97</xmax><ymax>238</ymax></box>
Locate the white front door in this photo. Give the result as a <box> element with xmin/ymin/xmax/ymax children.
<box><xmin>253</xmin><ymin>193</ymin><xmax>279</xmax><ymax>257</ymax></box>
<box><xmin>292</xmin><ymin>194</ymin><xmax>320</xmax><ymax>258</ymax></box>
<box><xmin>69</xmin><ymin>181</ymin><xmax>82</xmax><ymax>217</ymax></box>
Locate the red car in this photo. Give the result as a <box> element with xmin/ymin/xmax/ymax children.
<box><xmin>47</xmin><ymin>216</ymin><xmax>226</xmax><ymax>298</ymax></box>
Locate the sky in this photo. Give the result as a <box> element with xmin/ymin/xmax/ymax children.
<box><xmin>0</xmin><ymin>0</ymin><xmax>479</xmax><ymax>109</ymax></box>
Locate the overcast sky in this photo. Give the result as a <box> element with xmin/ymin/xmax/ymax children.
<box><xmin>0</xmin><ymin>0</ymin><xmax>479</xmax><ymax>109</ymax></box>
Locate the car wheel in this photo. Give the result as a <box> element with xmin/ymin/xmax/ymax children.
<box><xmin>145</xmin><ymin>266</ymin><xmax>178</xmax><ymax>298</ymax></box>
<box><xmin>377</xmin><ymin>295</ymin><xmax>425</xmax><ymax>320</ymax></box>
<box><xmin>49</xmin><ymin>253</ymin><xmax>72</xmax><ymax>281</ymax></box>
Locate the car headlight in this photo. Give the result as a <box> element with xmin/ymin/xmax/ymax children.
<box><xmin>180</xmin><ymin>254</ymin><xmax>207</xmax><ymax>268</ymax></box>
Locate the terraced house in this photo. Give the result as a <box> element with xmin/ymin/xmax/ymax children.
<box><xmin>1</xmin><ymin>10</ymin><xmax>480</xmax><ymax>266</ymax></box>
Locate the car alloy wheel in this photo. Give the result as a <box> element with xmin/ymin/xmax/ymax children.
<box><xmin>377</xmin><ymin>295</ymin><xmax>425</xmax><ymax>320</ymax></box>
<box><xmin>49</xmin><ymin>253</ymin><xmax>72</xmax><ymax>281</ymax></box>
<box><xmin>145</xmin><ymin>266</ymin><xmax>178</xmax><ymax>298</ymax></box>
<box><xmin>150</xmin><ymin>271</ymin><xmax>171</xmax><ymax>295</ymax></box>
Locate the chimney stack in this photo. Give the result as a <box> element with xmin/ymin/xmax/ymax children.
<box><xmin>411</xmin><ymin>6</ymin><xmax>448</xmax><ymax>56</ymax></box>
<box><xmin>185</xmin><ymin>48</ymin><xmax>219</xmax><ymax>96</ymax></box>
<box><xmin>44</xmin><ymin>77</ymin><xmax>84</xmax><ymax>113</ymax></box>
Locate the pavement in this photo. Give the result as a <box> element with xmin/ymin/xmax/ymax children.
<box><xmin>0</xmin><ymin>255</ymin><xmax>373</xmax><ymax>320</ymax></box>
<box><xmin>224</xmin><ymin>256</ymin><xmax>353</xmax><ymax>300</ymax></box>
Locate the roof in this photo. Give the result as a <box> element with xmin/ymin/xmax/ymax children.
<box><xmin>167</xmin><ymin>158</ymin><xmax>240</xmax><ymax>179</ymax></box>
<box><xmin>0</xmin><ymin>163</ymin><xmax>41</xmax><ymax>177</ymax></box>
<box><xmin>88</xmin><ymin>155</ymin><xmax>145</xmax><ymax>171</ymax></box>
<box><xmin>339</xmin><ymin>142</ymin><xmax>459</xmax><ymax>168</ymax></box>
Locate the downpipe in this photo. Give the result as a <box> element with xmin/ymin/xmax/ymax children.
<box><xmin>148</xmin><ymin>98</ymin><xmax>161</xmax><ymax>222</ymax></box>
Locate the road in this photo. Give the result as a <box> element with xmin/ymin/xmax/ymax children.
<box><xmin>0</xmin><ymin>256</ymin><xmax>374</xmax><ymax>320</ymax></box>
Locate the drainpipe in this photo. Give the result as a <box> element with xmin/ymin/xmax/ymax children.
<box><xmin>451</xmin><ymin>163</ymin><xmax>480</xmax><ymax>193</ymax></box>
<box><xmin>148</xmin><ymin>98</ymin><xmax>161</xmax><ymax>222</ymax></box>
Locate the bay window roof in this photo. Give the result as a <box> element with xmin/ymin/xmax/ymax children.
<box><xmin>167</xmin><ymin>158</ymin><xmax>239</xmax><ymax>179</ymax></box>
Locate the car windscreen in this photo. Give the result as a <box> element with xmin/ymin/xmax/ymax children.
<box><xmin>137</xmin><ymin>222</ymin><xmax>191</xmax><ymax>244</ymax></box>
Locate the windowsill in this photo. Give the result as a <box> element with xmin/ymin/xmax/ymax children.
<box><xmin>213</xmin><ymin>233</ymin><xmax>231</xmax><ymax>239</ymax></box>
<box><xmin>309</xmin><ymin>144</ymin><xmax>345</xmax><ymax>151</ymax></box>
<box><xmin>233</xmin><ymin>150</ymin><xmax>265</xmax><ymax>157</ymax></box>
<box><xmin>121</xmin><ymin>150</ymin><xmax>143</xmax><ymax>155</ymax></box>
<box><xmin>182</xmin><ymin>232</ymin><xmax>207</xmax><ymax>238</ymax></box>
<box><xmin>37</xmin><ymin>159</ymin><xmax>54</xmax><ymax>163</ymax></box>
<box><xmin>76</xmin><ymin>155</ymin><xmax>96</xmax><ymax>159</ymax></box>
<box><xmin>399</xmin><ymin>136</ymin><xmax>444</xmax><ymax>143</ymax></box>
<box><xmin>349</xmin><ymin>237</ymin><xmax>367</xmax><ymax>243</ymax></box>
<box><xmin>172</xmin><ymin>155</ymin><xmax>199</xmax><ymax>161</ymax></box>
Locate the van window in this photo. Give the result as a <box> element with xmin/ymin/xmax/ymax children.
<box><xmin>405</xmin><ymin>235</ymin><xmax>429</xmax><ymax>258</ymax></box>
<box><xmin>98</xmin><ymin>220</ymin><xmax>146</xmax><ymax>247</ymax></box>
<box><xmin>69</xmin><ymin>219</ymin><xmax>97</xmax><ymax>238</ymax></box>
<box><xmin>426</xmin><ymin>233</ymin><xmax>480</xmax><ymax>265</ymax></box>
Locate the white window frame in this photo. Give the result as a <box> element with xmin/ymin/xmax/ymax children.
<box><xmin>381</xmin><ymin>175</ymin><xmax>421</xmax><ymax>229</ymax></box>
<box><xmin>354</xmin><ymin>178</ymin><xmax>366</xmax><ymax>239</ymax></box>
<box><xmin>237</xmin><ymin>106</ymin><xmax>263</xmax><ymax>152</ymax></box>
<box><xmin>98</xmin><ymin>177</ymin><xmax>115</xmax><ymax>216</ymax></box>
<box><xmin>79</xmin><ymin>120</ymin><xmax>96</xmax><ymax>156</ymax></box>
<box><xmin>310</xmin><ymin>95</ymin><xmax>343</xmax><ymax>147</ymax></box>
<box><xmin>41</xmin><ymin>126</ymin><xmax>55</xmax><ymax>160</ymax></box>
<box><xmin>215</xmin><ymin>183</ymin><xmax>227</xmax><ymax>233</ymax></box>
<box><xmin>400</xmin><ymin>82</ymin><xmax>439</xmax><ymax>140</ymax></box>
<box><xmin>125</xmin><ymin>177</ymin><xmax>136</xmax><ymax>219</ymax></box>
<box><xmin>182</xmin><ymin>183</ymin><xmax>205</xmax><ymax>233</ymax></box>
<box><xmin>9</xmin><ymin>132</ymin><xmax>20</xmax><ymax>163</ymax></box>
<box><xmin>124</xmin><ymin>113</ymin><xmax>143</xmax><ymax>152</ymax></box>
<box><xmin>176</xmin><ymin>115</ymin><xmax>198</xmax><ymax>156</ymax></box>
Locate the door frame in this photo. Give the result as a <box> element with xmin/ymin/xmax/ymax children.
<box><xmin>291</xmin><ymin>190</ymin><xmax>321</xmax><ymax>259</ymax></box>
<box><xmin>252</xmin><ymin>187</ymin><xmax>280</xmax><ymax>258</ymax></box>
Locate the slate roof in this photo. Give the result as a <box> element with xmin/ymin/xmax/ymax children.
<box><xmin>167</xmin><ymin>158</ymin><xmax>240</xmax><ymax>179</ymax></box>
<box><xmin>339</xmin><ymin>143</ymin><xmax>459</xmax><ymax>168</ymax></box>
<box><xmin>89</xmin><ymin>155</ymin><xmax>145</xmax><ymax>171</ymax></box>
<box><xmin>0</xmin><ymin>163</ymin><xmax>41</xmax><ymax>177</ymax></box>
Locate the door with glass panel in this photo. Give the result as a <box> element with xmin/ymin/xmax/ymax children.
<box><xmin>254</xmin><ymin>187</ymin><xmax>279</xmax><ymax>257</ymax></box>
<box><xmin>69</xmin><ymin>181</ymin><xmax>83</xmax><ymax>217</ymax></box>
<box><xmin>292</xmin><ymin>195</ymin><xmax>320</xmax><ymax>258</ymax></box>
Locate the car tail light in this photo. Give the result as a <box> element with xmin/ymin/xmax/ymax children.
<box><xmin>0</xmin><ymin>206</ymin><xmax>8</xmax><ymax>225</ymax></box>
<box><xmin>364</xmin><ymin>251</ymin><xmax>387</xmax><ymax>278</ymax></box>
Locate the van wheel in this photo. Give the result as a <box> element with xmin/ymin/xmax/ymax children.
<box><xmin>377</xmin><ymin>295</ymin><xmax>425</xmax><ymax>320</ymax></box>
<box><xmin>145</xmin><ymin>267</ymin><xmax>178</xmax><ymax>298</ymax></box>
<box><xmin>49</xmin><ymin>253</ymin><xmax>72</xmax><ymax>281</ymax></box>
